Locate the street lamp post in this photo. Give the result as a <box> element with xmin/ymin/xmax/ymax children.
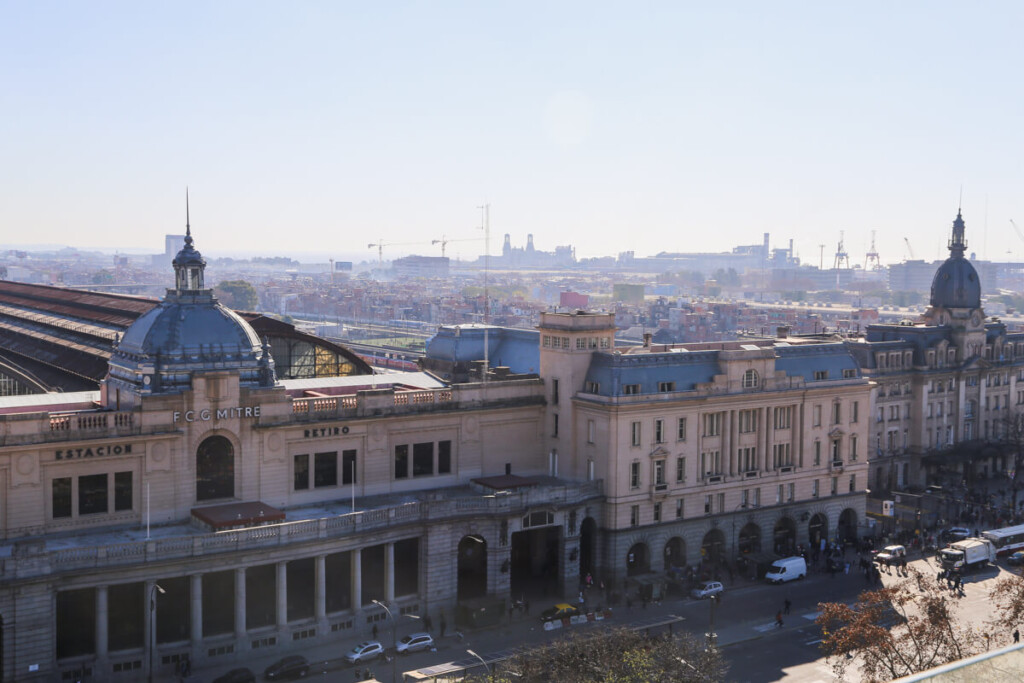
<box><xmin>466</xmin><ymin>648</ymin><xmax>490</xmax><ymax>675</ymax></box>
<box><xmin>372</xmin><ymin>599</ymin><xmax>398</xmax><ymax>683</ymax></box>
<box><xmin>731</xmin><ymin>502</ymin><xmax>748</xmax><ymax>570</ymax></box>
<box><xmin>706</xmin><ymin>594</ymin><xmax>719</xmax><ymax>651</ymax></box>
<box><xmin>148</xmin><ymin>583</ymin><xmax>166</xmax><ymax>683</ymax></box>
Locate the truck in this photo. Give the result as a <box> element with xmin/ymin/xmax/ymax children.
<box><xmin>939</xmin><ymin>537</ymin><xmax>996</xmax><ymax>572</ymax></box>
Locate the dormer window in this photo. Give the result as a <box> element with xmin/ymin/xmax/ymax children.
<box><xmin>742</xmin><ymin>369</ymin><xmax>759</xmax><ymax>388</ymax></box>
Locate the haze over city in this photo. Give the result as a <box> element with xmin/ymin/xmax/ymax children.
<box><xmin>4</xmin><ymin>1</ymin><xmax>1024</xmax><ymax>264</ymax></box>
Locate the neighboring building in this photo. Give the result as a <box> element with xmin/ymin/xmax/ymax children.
<box><xmin>846</xmin><ymin>211</ymin><xmax>1024</xmax><ymax>503</ymax></box>
<box><xmin>538</xmin><ymin>311</ymin><xmax>872</xmax><ymax>576</ymax></box>
<box><xmin>391</xmin><ymin>255</ymin><xmax>449</xmax><ymax>279</ymax></box>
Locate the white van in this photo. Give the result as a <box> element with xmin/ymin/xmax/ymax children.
<box><xmin>765</xmin><ymin>556</ymin><xmax>807</xmax><ymax>584</ymax></box>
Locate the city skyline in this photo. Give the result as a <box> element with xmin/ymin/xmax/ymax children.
<box><xmin>3</xmin><ymin>2</ymin><xmax>1024</xmax><ymax>264</ymax></box>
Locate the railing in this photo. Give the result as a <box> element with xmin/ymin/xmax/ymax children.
<box><xmin>4</xmin><ymin>481</ymin><xmax>604</xmax><ymax>580</ymax></box>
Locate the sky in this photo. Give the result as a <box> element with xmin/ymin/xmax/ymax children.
<box><xmin>3</xmin><ymin>1</ymin><xmax>1024</xmax><ymax>265</ymax></box>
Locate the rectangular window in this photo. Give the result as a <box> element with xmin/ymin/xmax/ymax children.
<box><xmin>849</xmin><ymin>474</ymin><xmax>856</xmax><ymax>493</ymax></box>
<box><xmin>814</xmin><ymin>370</ymin><xmax>828</xmax><ymax>381</ymax></box>
<box><xmin>654</xmin><ymin>418</ymin><xmax>665</xmax><ymax>443</ymax></box>
<box><xmin>832</xmin><ymin>403</ymin><xmax>841</xmax><ymax>424</ymax></box>
<box><xmin>814</xmin><ymin>441</ymin><xmax>821</xmax><ymax>466</ymax></box>
<box><xmin>551</xmin><ymin>378</ymin><xmax>559</xmax><ymax>404</ymax></box>
<box><xmin>630</xmin><ymin>505</ymin><xmax>639</xmax><ymax>527</ymax></box>
<box><xmin>787</xmin><ymin>483</ymin><xmax>795</xmax><ymax>502</ymax></box>
<box><xmin>654</xmin><ymin>459</ymin><xmax>666</xmax><ymax>486</ymax></box>
<box><xmin>704</xmin><ymin>412</ymin><xmax>722</xmax><ymax>436</ymax></box>
<box><xmin>753</xmin><ymin>488</ymin><xmax>761</xmax><ymax>507</ymax></box>
<box><xmin>738</xmin><ymin>409</ymin><xmax>758</xmax><ymax>433</ymax></box>
<box><xmin>79</xmin><ymin>473</ymin><xmax>108</xmax><ymax>515</ymax></box>
<box><xmin>653</xmin><ymin>502</ymin><xmax>662</xmax><ymax>522</ymax></box>
<box><xmin>843</xmin><ymin>368</ymin><xmax>857</xmax><ymax>379</ymax></box>
<box><xmin>813</xmin><ymin>405</ymin><xmax>822</xmax><ymax>427</ymax></box>
<box><xmin>631</xmin><ymin>421</ymin><xmax>641</xmax><ymax>447</ymax></box>
<box><xmin>114</xmin><ymin>471</ymin><xmax>132</xmax><ymax>512</ymax></box>
<box><xmin>394</xmin><ymin>444</ymin><xmax>409</xmax><ymax>479</ymax></box>
<box><xmin>704</xmin><ymin>495</ymin><xmax>712</xmax><ymax>515</ymax></box>
<box><xmin>773</xmin><ymin>406</ymin><xmax>791</xmax><ymax>430</ymax></box>
<box><xmin>812</xmin><ymin>480</ymin><xmax>819</xmax><ymax>497</ymax></box>
<box><xmin>677</xmin><ymin>417</ymin><xmax>687</xmax><ymax>441</ymax></box>
<box><xmin>852</xmin><ymin>401</ymin><xmax>859</xmax><ymax>423</ymax></box>
<box><xmin>741</xmin><ymin>489</ymin><xmax>749</xmax><ymax>507</ymax></box>
<box><xmin>600</xmin><ymin>336</ymin><xmax>611</xmax><ymax>349</ymax></box>
<box><xmin>584</xmin><ymin>380</ymin><xmax>600</xmax><ymax>393</ymax></box>
<box><xmin>831</xmin><ymin>477</ymin><xmax>838</xmax><ymax>496</ymax></box>
<box><xmin>676</xmin><ymin>498</ymin><xmax>684</xmax><ymax>519</ymax></box>
<box><xmin>659</xmin><ymin>381</ymin><xmax>675</xmax><ymax>392</ymax></box>
<box><xmin>676</xmin><ymin>457</ymin><xmax>685</xmax><ymax>483</ymax></box>
<box><xmin>342</xmin><ymin>449</ymin><xmax>358</xmax><ymax>483</ymax></box>
<box><xmin>553</xmin><ymin>413</ymin><xmax>559</xmax><ymax>437</ymax></box>
<box><xmin>630</xmin><ymin>461</ymin><xmax>640</xmax><ymax>488</ymax></box>
<box><xmin>850</xmin><ymin>435</ymin><xmax>858</xmax><ymax>462</ymax></box>
<box><xmin>294</xmin><ymin>454</ymin><xmax>310</xmax><ymax>490</ymax></box>
<box><xmin>701</xmin><ymin>450</ymin><xmax>721</xmax><ymax>476</ymax></box>
<box><xmin>587</xmin><ymin>419</ymin><xmax>595</xmax><ymax>444</ymax></box>
<box><xmin>772</xmin><ymin>443</ymin><xmax>792</xmax><ymax>468</ymax></box>
<box><xmin>412</xmin><ymin>442</ymin><xmax>434</xmax><ymax>477</ymax></box>
<box><xmin>576</xmin><ymin>337</ymin><xmax>586</xmax><ymax>350</ymax></box>
<box><xmin>717</xmin><ymin>492</ymin><xmax>725</xmax><ymax>512</ymax></box>
<box><xmin>314</xmin><ymin>452</ymin><xmax>338</xmax><ymax>487</ymax></box>
<box><xmin>623</xmin><ymin>384</ymin><xmax>640</xmax><ymax>395</ymax></box>
<box><xmin>53</xmin><ymin>477</ymin><xmax>72</xmax><ymax>519</ymax></box>
<box><xmin>776</xmin><ymin>484</ymin><xmax>783</xmax><ymax>505</ymax></box>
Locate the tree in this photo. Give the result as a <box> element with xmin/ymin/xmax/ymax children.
<box><xmin>1000</xmin><ymin>413</ymin><xmax>1024</xmax><ymax>518</ymax></box>
<box><xmin>816</xmin><ymin>568</ymin><xmax>984</xmax><ymax>682</ymax></box>
<box><xmin>988</xmin><ymin>570</ymin><xmax>1024</xmax><ymax>638</ymax></box>
<box><xmin>463</xmin><ymin>626</ymin><xmax>725</xmax><ymax>683</ymax></box>
<box><xmin>214</xmin><ymin>280</ymin><xmax>259</xmax><ymax>311</ymax></box>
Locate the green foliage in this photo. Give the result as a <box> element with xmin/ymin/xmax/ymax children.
<box><xmin>91</xmin><ymin>270</ymin><xmax>114</xmax><ymax>284</ymax></box>
<box><xmin>464</xmin><ymin>627</ymin><xmax>725</xmax><ymax>683</ymax></box>
<box><xmin>712</xmin><ymin>268</ymin><xmax>740</xmax><ymax>287</ymax></box>
<box><xmin>215</xmin><ymin>280</ymin><xmax>259</xmax><ymax>310</ymax></box>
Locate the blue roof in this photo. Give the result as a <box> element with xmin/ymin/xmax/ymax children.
<box><xmin>424</xmin><ymin>325</ymin><xmax>540</xmax><ymax>374</ymax></box>
<box><xmin>584</xmin><ymin>350</ymin><xmax>720</xmax><ymax>396</ymax></box>
<box><xmin>774</xmin><ymin>343</ymin><xmax>860</xmax><ymax>382</ymax></box>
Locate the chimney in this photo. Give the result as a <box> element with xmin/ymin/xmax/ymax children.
<box><xmin>777</xmin><ymin>325</ymin><xmax>790</xmax><ymax>339</ymax></box>
<box><xmin>643</xmin><ymin>332</ymin><xmax>652</xmax><ymax>348</ymax></box>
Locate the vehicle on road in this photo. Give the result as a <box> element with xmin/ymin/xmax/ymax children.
<box><xmin>1009</xmin><ymin>551</ymin><xmax>1024</xmax><ymax>566</ymax></box>
<box><xmin>264</xmin><ymin>655</ymin><xmax>309</xmax><ymax>680</ymax></box>
<box><xmin>940</xmin><ymin>538</ymin><xmax>995</xmax><ymax>572</ymax></box>
<box><xmin>765</xmin><ymin>556</ymin><xmax>807</xmax><ymax>584</ymax></box>
<box><xmin>874</xmin><ymin>545</ymin><xmax>907</xmax><ymax>566</ymax></box>
<box><xmin>396</xmin><ymin>632</ymin><xmax>434</xmax><ymax>654</ymax></box>
<box><xmin>945</xmin><ymin>527</ymin><xmax>972</xmax><ymax>542</ymax></box>
<box><xmin>982</xmin><ymin>523</ymin><xmax>1024</xmax><ymax>557</ymax></box>
<box><xmin>690</xmin><ymin>581</ymin><xmax>724</xmax><ymax>599</ymax></box>
<box><xmin>539</xmin><ymin>603</ymin><xmax>580</xmax><ymax>622</ymax></box>
<box><xmin>345</xmin><ymin>641</ymin><xmax>384</xmax><ymax>664</ymax></box>
<box><xmin>213</xmin><ymin>668</ymin><xmax>256</xmax><ymax>683</ymax></box>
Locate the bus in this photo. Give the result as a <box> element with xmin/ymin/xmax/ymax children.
<box><xmin>981</xmin><ymin>524</ymin><xmax>1024</xmax><ymax>557</ymax></box>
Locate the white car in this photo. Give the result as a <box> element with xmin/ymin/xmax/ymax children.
<box><xmin>396</xmin><ymin>632</ymin><xmax>434</xmax><ymax>654</ymax></box>
<box><xmin>690</xmin><ymin>581</ymin><xmax>724</xmax><ymax>599</ymax></box>
<box><xmin>345</xmin><ymin>641</ymin><xmax>384</xmax><ymax>664</ymax></box>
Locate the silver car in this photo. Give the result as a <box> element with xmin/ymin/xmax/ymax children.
<box><xmin>345</xmin><ymin>640</ymin><xmax>384</xmax><ymax>664</ymax></box>
<box><xmin>396</xmin><ymin>632</ymin><xmax>434</xmax><ymax>654</ymax></box>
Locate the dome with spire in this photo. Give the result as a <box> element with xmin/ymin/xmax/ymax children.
<box><xmin>929</xmin><ymin>210</ymin><xmax>981</xmax><ymax>311</ymax></box>
<box><xmin>103</xmin><ymin>200</ymin><xmax>276</xmax><ymax>405</ymax></box>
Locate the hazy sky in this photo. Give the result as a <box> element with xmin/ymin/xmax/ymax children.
<box><xmin>3</xmin><ymin>2</ymin><xmax>1024</xmax><ymax>265</ymax></box>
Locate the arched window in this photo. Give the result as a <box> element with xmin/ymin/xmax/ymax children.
<box><xmin>196</xmin><ymin>435</ymin><xmax>234</xmax><ymax>501</ymax></box>
<box><xmin>742</xmin><ymin>369</ymin><xmax>759</xmax><ymax>388</ymax></box>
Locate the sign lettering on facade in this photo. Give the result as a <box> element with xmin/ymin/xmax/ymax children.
<box><xmin>303</xmin><ymin>426</ymin><xmax>349</xmax><ymax>438</ymax></box>
<box><xmin>55</xmin><ymin>444</ymin><xmax>133</xmax><ymax>460</ymax></box>
<box><xmin>173</xmin><ymin>406</ymin><xmax>261</xmax><ymax>423</ymax></box>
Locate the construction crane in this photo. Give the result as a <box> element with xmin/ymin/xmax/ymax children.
<box><xmin>366</xmin><ymin>240</ymin><xmax>428</xmax><ymax>269</ymax></box>
<box><xmin>903</xmin><ymin>237</ymin><xmax>915</xmax><ymax>260</ymax></box>
<box><xmin>864</xmin><ymin>230</ymin><xmax>882</xmax><ymax>270</ymax></box>
<box><xmin>833</xmin><ymin>231</ymin><xmax>851</xmax><ymax>270</ymax></box>
<box><xmin>431</xmin><ymin>234</ymin><xmax>483</xmax><ymax>258</ymax></box>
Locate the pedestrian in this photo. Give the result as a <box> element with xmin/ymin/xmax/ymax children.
<box><xmin>775</xmin><ymin>611</ymin><xmax>784</xmax><ymax>628</ymax></box>
<box><xmin>1014</xmin><ymin>628</ymin><xmax>1020</xmax><ymax>643</ymax></box>
<box><xmin>784</xmin><ymin>598</ymin><xmax>791</xmax><ymax>615</ymax></box>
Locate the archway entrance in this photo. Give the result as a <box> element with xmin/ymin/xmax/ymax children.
<box><xmin>457</xmin><ymin>535</ymin><xmax>487</xmax><ymax>602</ymax></box>
<box><xmin>509</xmin><ymin>523</ymin><xmax>562</xmax><ymax>600</ymax></box>
<box><xmin>626</xmin><ymin>543</ymin><xmax>650</xmax><ymax>576</ymax></box>
<box><xmin>196</xmin><ymin>435</ymin><xmax>234</xmax><ymax>501</ymax></box>
<box><xmin>701</xmin><ymin>528</ymin><xmax>726</xmax><ymax>565</ymax></box>
<box><xmin>838</xmin><ymin>508</ymin><xmax>858</xmax><ymax>543</ymax></box>
<box><xmin>808</xmin><ymin>513</ymin><xmax>828</xmax><ymax>549</ymax></box>
<box><xmin>773</xmin><ymin>517</ymin><xmax>796</xmax><ymax>555</ymax></box>
<box><xmin>579</xmin><ymin>518</ymin><xmax>597</xmax><ymax>577</ymax></box>
<box><xmin>664</xmin><ymin>537</ymin><xmax>686</xmax><ymax>570</ymax></box>
<box><xmin>738</xmin><ymin>523</ymin><xmax>761</xmax><ymax>556</ymax></box>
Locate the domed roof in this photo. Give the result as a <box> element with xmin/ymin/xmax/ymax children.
<box><xmin>929</xmin><ymin>210</ymin><xmax>981</xmax><ymax>310</ymax></box>
<box><xmin>103</xmin><ymin>208</ymin><xmax>275</xmax><ymax>403</ymax></box>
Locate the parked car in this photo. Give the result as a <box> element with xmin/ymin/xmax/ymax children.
<box><xmin>1008</xmin><ymin>551</ymin><xmax>1024</xmax><ymax>566</ymax></box>
<box><xmin>213</xmin><ymin>668</ymin><xmax>256</xmax><ymax>683</ymax></box>
<box><xmin>264</xmin><ymin>655</ymin><xmax>309</xmax><ymax>680</ymax></box>
<box><xmin>396</xmin><ymin>632</ymin><xmax>434</xmax><ymax>654</ymax></box>
<box><xmin>539</xmin><ymin>603</ymin><xmax>580</xmax><ymax>622</ymax></box>
<box><xmin>690</xmin><ymin>581</ymin><xmax>724</xmax><ymax>600</ymax></box>
<box><xmin>945</xmin><ymin>527</ymin><xmax>971</xmax><ymax>542</ymax></box>
<box><xmin>345</xmin><ymin>641</ymin><xmax>384</xmax><ymax>664</ymax></box>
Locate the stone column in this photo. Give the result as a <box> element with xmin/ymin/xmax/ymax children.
<box><xmin>95</xmin><ymin>585</ymin><xmax>108</xmax><ymax>661</ymax></box>
<box><xmin>385</xmin><ymin>543</ymin><xmax>395</xmax><ymax>602</ymax></box>
<box><xmin>190</xmin><ymin>574</ymin><xmax>203</xmax><ymax>659</ymax></box>
<box><xmin>235</xmin><ymin>567</ymin><xmax>247</xmax><ymax>641</ymax></box>
<box><xmin>351</xmin><ymin>548</ymin><xmax>362</xmax><ymax>612</ymax></box>
<box><xmin>276</xmin><ymin>562</ymin><xmax>288</xmax><ymax>629</ymax></box>
<box><xmin>315</xmin><ymin>555</ymin><xmax>327</xmax><ymax>628</ymax></box>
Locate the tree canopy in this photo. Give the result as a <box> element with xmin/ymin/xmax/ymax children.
<box><xmin>215</xmin><ymin>279</ymin><xmax>259</xmax><ymax>310</ymax></box>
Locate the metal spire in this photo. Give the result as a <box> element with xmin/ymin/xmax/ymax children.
<box><xmin>185</xmin><ymin>187</ymin><xmax>193</xmax><ymax>245</ymax></box>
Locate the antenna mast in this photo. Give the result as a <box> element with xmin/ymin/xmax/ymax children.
<box><xmin>478</xmin><ymin>204</ymin><xmax>490</xmax><ymax>382</ymax></box>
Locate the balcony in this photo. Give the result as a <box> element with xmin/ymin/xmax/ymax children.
<box><xmin>703</xmin><ymin>474</ymin><xmax>724</xmax><ymax>484</ymax></box>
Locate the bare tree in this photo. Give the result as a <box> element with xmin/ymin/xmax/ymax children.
<box><xmin>463</xmin><ymin>626</ymin><xmax>725</xmax><ymax>683</ymax></box>
<box><xmin>1001</xmin><ymin>413</ymin><xmax>1024</xmax><ymax>518</ymax></box>
<box><xmin>816</xmin><ymin>567</ymin><xmax>984</xmax><ymax>682</ymax></box>
<box><xmin>988</xmin><ymin>569</ymin><xmax>1024</xmax><ymax>641</ymax></box>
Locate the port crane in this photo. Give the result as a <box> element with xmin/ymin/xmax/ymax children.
<box><xmin>431</xmin><ymin>234</ymin><xmax>483</xmax><ymax>258</ymax></box>
<box><xmin>864</xmin><ymin>230</ymin><xmax>882</xmax><ymax>270</ymax></box>
<box><xmin>903</xmin><ymin>237</ymin><xmax>915</xmax><ymax>260</ymax></box>
<box><xmin>367</xmin><ymin>240</ymin><xmax>428</xmax><ymax>269</ymax></box>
